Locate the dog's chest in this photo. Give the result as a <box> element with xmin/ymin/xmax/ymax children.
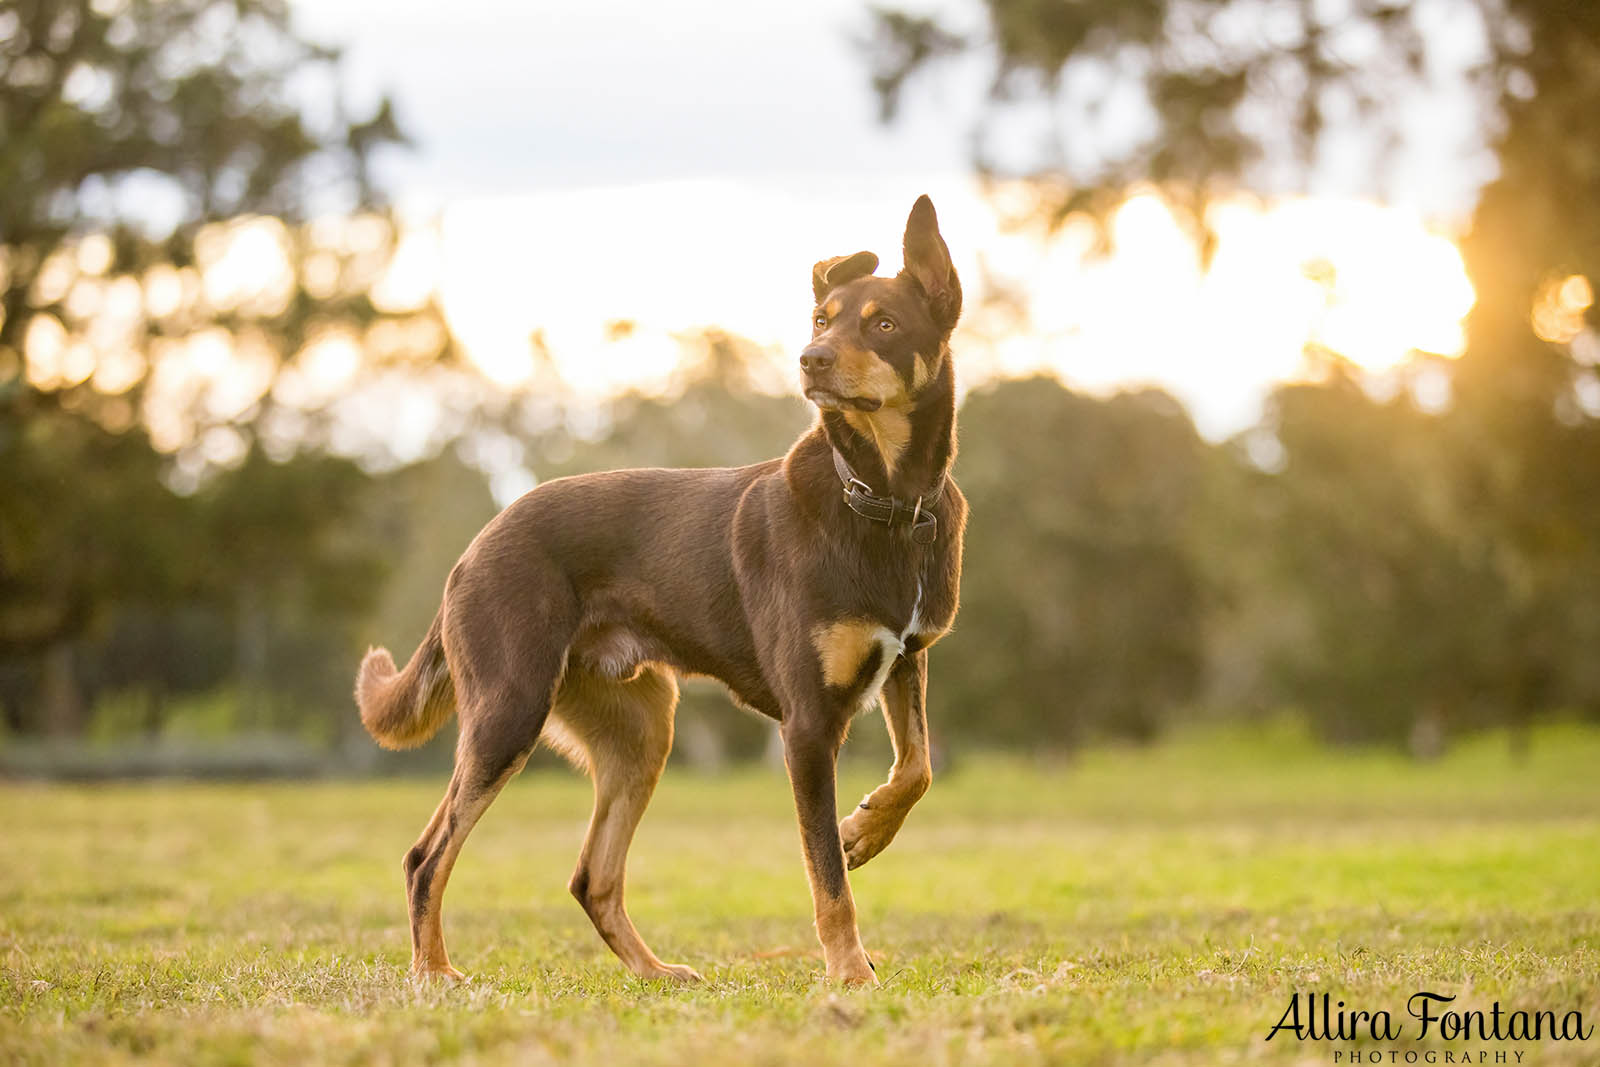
<box><xmin>896</xmin><ymin>549</ymin><xmax>958</xmax><ymax>649</ymax></box>
<box><xmin>898</xmin><ymin>574</ymin><xmax>939</xmax><ymax>647</ymax></box>
<box><xmin>809</xmin><ymin>561</ymin><xmax>952</xmax><ymax>701</ymax></box>
<box><xmin>847</xmin><ymin>554</ymin><xmax>947</xmax><ymax>643</ymax></box>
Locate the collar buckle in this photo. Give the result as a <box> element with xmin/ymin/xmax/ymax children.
<box><xmin>832</xmin><ymin>448</ymin><xmax>943</xmax><ymax>544</ymax></box>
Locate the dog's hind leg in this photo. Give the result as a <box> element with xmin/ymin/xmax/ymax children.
<box><xmin>403</xmin><ymin>704</ymin><xmax>548</xmax><ymax>979</ymax></box>
<box><xmin>548</xmin><ymin>666</ymin><xmax>699</xmax><ymax>982</ymax></box>
<box><xmin>403</xmin><ymin>583</ymin><xmax>574</xmax><ymax>979</ymax></box>
<box><xmin>403</xmin><ymin>758</ymin><xmax>512</xmax><ymax>980</ymax></box>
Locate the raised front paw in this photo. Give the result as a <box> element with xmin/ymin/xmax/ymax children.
<box><xmin>839</xmin><ymin>799</ymin><xmax>902</xmax><ymax>870</ymax></box>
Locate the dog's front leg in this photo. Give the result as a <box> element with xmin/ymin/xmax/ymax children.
<box><xmin>781</xmin><ymin>714</ymin><xmax>878</xmax><ymax>986</ymax></box>
<box><xmin>840</xmin><ymin>650</ymin><xmax>930</xmax><ymax>870</ymax></box>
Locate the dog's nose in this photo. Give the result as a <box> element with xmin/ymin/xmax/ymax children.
<box><xmin>800</xmin><ymin>346</ymin><xmax>835</xmax><ymax>374</ymax></box>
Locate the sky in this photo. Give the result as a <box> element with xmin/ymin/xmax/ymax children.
<box><xmin>289</xmin><ymin>0</ymin><xmax>1493</xmax><ymax>442</ymax></box>
<box><xmin>293</xmin><ymin>0</ymin><xmax>976</xmax><ymax>199</ymax></box>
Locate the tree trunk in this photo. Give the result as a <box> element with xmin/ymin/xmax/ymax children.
<box><xmin>39</xmin><ymin>643</ymin><xmax>84</xmax><ymax>736</ymax></box>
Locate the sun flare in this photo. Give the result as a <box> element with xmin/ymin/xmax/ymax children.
<box><xmin>25</xmin><ymin>180</ymin><xmax>1478</xmax><ymax>446</ymax></box>
<box><xmin>429</xmin><ymin>180</ymin><xmax>1476</xmax><ymax>437</ymax></box>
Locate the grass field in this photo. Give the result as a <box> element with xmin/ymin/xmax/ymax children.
<box><xmin>3</xmin><ymin>721</ymin><xmax>1598</xmax><ymax>1066</ymax></box>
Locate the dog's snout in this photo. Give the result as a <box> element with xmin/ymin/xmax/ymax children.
<box><xmin>800</xmin><ymin>346</ymin><xmax>835</xmax><ymax>374</ymax></box>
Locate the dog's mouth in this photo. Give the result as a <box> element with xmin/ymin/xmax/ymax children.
<box><xmin>805</xmin><ymin>387</ymin><xmax>883</xmax><ymax>412</ymax></box>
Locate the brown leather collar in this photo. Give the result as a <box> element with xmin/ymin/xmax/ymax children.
<box><xmin>831</xmin><ymin>449</ymin><xmax>942</xmax><ymax>545</ymax></box>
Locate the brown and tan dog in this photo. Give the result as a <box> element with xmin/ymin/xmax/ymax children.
<box><xmin>355</xmin><ymin>195</ymin><xmax>966</xmax><ymax>986</ymax></box>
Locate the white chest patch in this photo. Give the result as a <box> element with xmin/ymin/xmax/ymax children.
<box><xmin>900</xmin><ymin>579</ymin><xmax>925</xmax><ymax>645</ymax></box>
<box><xmin>858</xmin><ymin>628</ymin><xmax>904</xmax><ymax>711</ymax></box>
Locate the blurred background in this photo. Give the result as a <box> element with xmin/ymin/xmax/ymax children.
<box><xmin>2</xmin><ymin>0</ymin><xmax>1597</xmax><ymax>778</ymax></box>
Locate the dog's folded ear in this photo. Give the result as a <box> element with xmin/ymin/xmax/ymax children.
<box><xmin>812</xmin><ymin>251</ymin><xmax>879</xmax><ymax>303</ymax></box>
<box><xmin>901</xmin><ymin>195</ymin><xmax>961</xmax><ymax>330</ymax></box>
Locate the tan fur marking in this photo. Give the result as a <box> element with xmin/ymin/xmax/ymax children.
<box><xmin>832</xmin><ymin>344</ymin><xmax>902</xmax><ymax>404</ymax></box>
<box><xmin>859</xmin><ymin>300</ymin><xmax>879</xmax><ymax>320</ymax></box>
<box><xmin>912</xmin><ymin>352</ymin><xmax>933</xmax><ymax>391</ymax></box>
<box><xmin>794</xmin><ymin>836</ymin><xmax>875</xmax><ymax>985</ymax></box>
<box><xmin>842</xmin><ymin>406</ymin><xmax>912</xmax><ymax>477</ymax></box>
<box><xmin>409</xmin><ymin>767</ymin><xmax>519</xmax><ymax>979</ymax></box>
<box><xmin>824</xmin><ymin>298</ymin><xmax>841</xmax><ymax>320</ymax></box>
<box><xmin>551</xmin><ymin>667</ymin><xmax>700</xmax><ymax>981</ymax></box>
<box><xmin>811</xmin><ymin>619</ymin><xmax>891</xmax><ymax>688</ymax></box>
<box><xmin>814</xmin><ymin>892</ymin><xmax>869</xmax><ymax>972</ymax></box>
<box><xmin>839</xmin><ymin>654</ymin><xmax>931</xmax><ymax>872</ymax></box>
<box><xmin>830</xmin><ymin>338</ymin><xmax>912</xmax><ymax>477</ymax></box>
<box><xmin>408</xmin><ymin>793</ymin><xmax>457</xmax><ymax>976</ymax></box>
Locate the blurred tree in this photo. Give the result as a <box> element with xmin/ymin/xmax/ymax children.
<box><xmin>1448</xmin><ymin>4</ymin><xmax>1600</xmax><ymax>740</ymax></box>
<box><xmin>1257</xmin><ymin>361</ymin><xmax>1506</xmax><ymax>748</ymax></box>
<box><xmin>943</xmin><ymin>376</ymin><xmax>1206</xmax><ymax>748</ymax></box>
<box><xmin>876</xmin><ymin>0</ymin><xmax>1472</xmax><ymax>235</ymax></box>
<box><xmin>870</xmin><ymin>0</ymin><xmax>1600</xmax><ymax>745</ymax></box>
<box><xmin>868</xmin><ymin>0</ymin><xmax>1544</xmax><ymax>232</ymax></box>
<box><xmin>533</xmin><ymin>332</ymin><xmax>810</xmax><ymax>481</ymax></box>
<box><xmin>364</xmin><ymin>448</ymin><xmax>501</xmax><ymax>664</ymax></box>
<box><xmin>0</xmin><ymin>412</ymin><xmax>191</xmax><ymax>732</ymax></box>
<box><xmin>0</xmin><ymin>0</ymin><xmax>452</xmax><ymax>732</ymax></box>
<box><xmin>0</xmin><ymin>438</ymin><xmax>397</xmax><ymax>738</ymax></box>
<box><xmin>1180</xmin><ymin>428</ymin><xmax>1292</xmax><ymax>721</ymax></box>
<box><xmin>190</xmin><ymin>446</ymin><xmax>391</xmax><ymax>731</ymax></box>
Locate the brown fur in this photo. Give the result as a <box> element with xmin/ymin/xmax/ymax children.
<box><xmin>356</xmin><ymin>195</ymin><xmax>967</xmax><ymax>986</ymax></box>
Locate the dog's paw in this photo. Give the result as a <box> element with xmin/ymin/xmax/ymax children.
<box><xmin>410</xmin><ymin>963</ymin><xmax>467</xmax><ymax>982</ymax></box>
<box><xmin>645</xmin><ymin>962</ymin><xmax>703</xmax><ymax>984</ymax></box>
<box><xmin>827</xmin><ymin>953</ymin><xmax>880</xmax><ymax>987</ymax></box>
<box><xmin>839</xmin><ymin>801</ymin><xmax>899</xmax><ymax>870</ymax></box>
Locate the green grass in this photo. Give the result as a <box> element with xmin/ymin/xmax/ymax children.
<box><xmin>3</xmin><ymin>720</ymin><xmax>1598</xmax><ymax>1065</ymax></box>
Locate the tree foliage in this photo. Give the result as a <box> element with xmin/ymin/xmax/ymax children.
<box><xmin>872</xmin><ymin>1</ymin><xmax>1538</xmax><ymax>226</ymax></box>
<box><xmin>868</xmin><ymin>0</ymin><xmax>1600</xmax><ymax>747</ymax></box>
<box><xmin>0</xmin><ymin>0</ymin><xmax>449</xmax><ymax>729</ymax></box>
<box><xmin>7</xmin><ymin>0</ymin><xmax>1600</xmax><ymax>757</ymax></box>
<box><xmin>939</xmin><ymin>377</ymin><xmax>1207</xmax><ymax>747</ymax></box>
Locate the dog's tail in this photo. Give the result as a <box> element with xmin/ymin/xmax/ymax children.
<box><xmin>355</xmin><ymin>609</ymin><xmax>456</xmax><ymax>750</ymax></box>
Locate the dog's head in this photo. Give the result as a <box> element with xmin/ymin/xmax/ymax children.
<box><xmin>801</xmin><ymin>195</ymin><xmax>961</xmax><ymax>412</ymax></box>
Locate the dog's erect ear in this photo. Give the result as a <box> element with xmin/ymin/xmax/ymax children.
<box><xmin>812</xmin><ymin>251</ymin><xmax>879</xmax><ymax>303</ymax></box>
<box><xmin>901</xmin><ymin>195</ymin><xmax>961</xmax><ymax>329</ymax></box>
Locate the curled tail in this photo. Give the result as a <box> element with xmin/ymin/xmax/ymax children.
<box><xmin>355</xmin><ymin>610</ymin><xmax>456</xmax><ymax>750</ymax></box>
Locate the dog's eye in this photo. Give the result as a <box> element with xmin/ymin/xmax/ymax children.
<box><xmin>876</xmin><ymin>317</ymin><xmax>895</xmax><ymax>332</ymax></box>
<box><xmin>813</xmin><ymin>313</ymin><xmax>827</xmax><ymax>329</ymax></box>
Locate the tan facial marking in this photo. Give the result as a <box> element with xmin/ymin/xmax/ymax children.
<box><xmin>836</xmin><ymin>344</ymin><xmax>899</xmax><ymax>390</ymax></box>
<box><xmin>824</xmin><ymin>298</ymin><xmax>842</xmax><ymax>320</ymax></box>
<box><xmin>812</xmin><ymin>619</ymin><xmax>895</xmax><ymax>688</ymax></box>
<box><xmin>832</xmin><ymin>342</ymin><xmax>905</xmax><ymax>407</ymax></box>
<box><xmin>912</xmin><ymin>352</ymin><xmax>934</xmax><ymax>391</ymax></box>
<box><xmin>825</xmin><ymin>331</ymin><xmax>913</xmax><ymax>475</ymax></box>
<box><xmin>859</xmin><ymin>300</ymin><xmax>879</xmax><ymax>320</ymax></box>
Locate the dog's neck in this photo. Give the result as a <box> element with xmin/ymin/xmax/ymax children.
<box><xmin>820</xmin><ymin>354</ymin><xmax>955</xmax><ymax>502</ymax></box>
